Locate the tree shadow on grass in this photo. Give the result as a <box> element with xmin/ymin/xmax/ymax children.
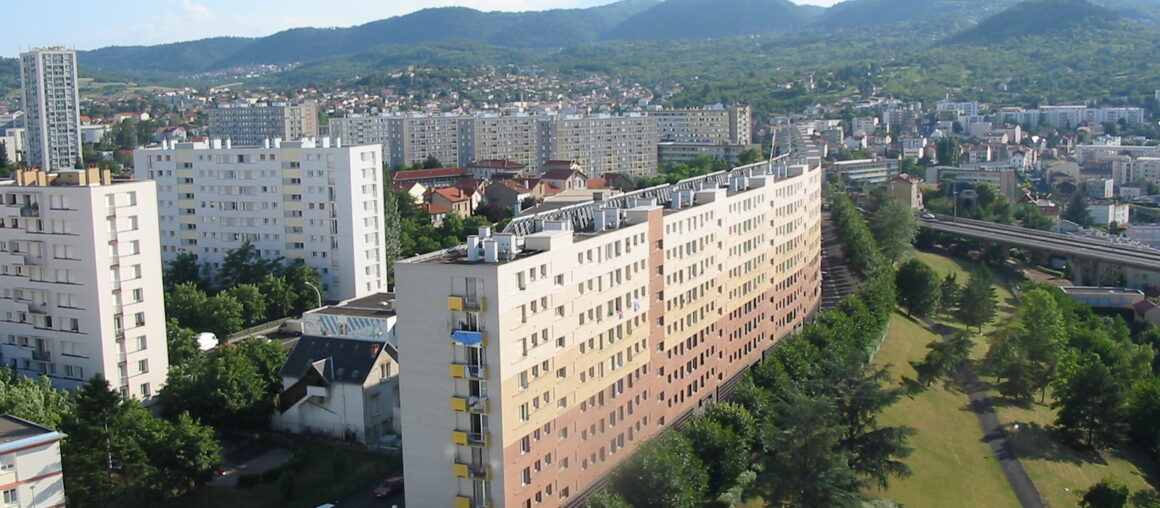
<box><xmin>1001</xmin><ymin>422</ymin><xmax>1100</xmax><ymax>466</ymax></box>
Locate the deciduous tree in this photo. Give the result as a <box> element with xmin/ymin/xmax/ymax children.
<box><xmin>894</xmin><ymin>259</ymin><xmax>941</xmax><ymax>317</ymax></box>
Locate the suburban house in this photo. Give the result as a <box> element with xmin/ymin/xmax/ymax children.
<box><xmin>273</xmin><ymin>335</ymin><xmax>401</xmax><ymax>447</ymax></box>
<box><xmin>484</xmin><ymin>180</ymin><xmax>533</xmax><ymax>211</ymax></box>
<box><xmin>467</xmin><ymin>159</ymin><xmax>526</xmax><ymax>179</ymax></box>
<box><xmin>429</xmin><ymin>187</ymin><xmax>474</xmax><ymax>217</ymax></box>
<box><xmin>887</xmin><ymin>174</ymin><xmax>924</xmax><ymax>210</ymax></box>
<box><xmin>539</xmin><ymin>167</ymin><xmax>588</xmax><ymax>191</ymax></box>
<box><xmin>0</xmin><ymin>415</ymin><xmax>66</xmax><ymax>508</ymax></box>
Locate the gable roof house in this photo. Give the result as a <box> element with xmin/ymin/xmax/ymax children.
<box><xmin>272</xmin><ymin>336</ymin><xmax>400</xmax><ymax>447</ymax></box>
<box><xmin>429</xmin><ymin>186</ymin><xmax>474</xmax><ymax>217</ymax></box>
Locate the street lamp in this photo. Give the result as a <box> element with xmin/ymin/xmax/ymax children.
<box><xmin>303</xmin><ymin>281</ymin><xmax>322</xmax><ymax>309</ymax></box>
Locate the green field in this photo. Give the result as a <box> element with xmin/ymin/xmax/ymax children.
<box><xmin>866</xmin><ymin>313</ymin><xmax>1019</xmax><ymax>507</ymax></box>
<box><xmin>994</xmin><ymin>402</ymin><xmax>1160</xmax><ymax>507</ymax></box>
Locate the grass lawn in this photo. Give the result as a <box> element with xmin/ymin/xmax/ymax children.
<box><xmin>991</xmin><ymin>395</ymin><xmax>1160</xmax><ymax>507</ymax></box>
<box><xmin>170</xmin><ymin>441</ymin><xmax>400</xmax><ymax>508</ymax></box>
<box><xmin>865</xmin><ymin>312</ymin><xmax>1019</xmax><ymax>508</ymax></box>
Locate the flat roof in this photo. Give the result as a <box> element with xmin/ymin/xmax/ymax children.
<box><xmin>0</xmin><ymin>415</ymin><xmax>56</xmax><ymax>445</ymax></box>
<box><xmin>313</xmin><ymin>292</ymin><xmax>396</xmax><ymax>318</ymax></box>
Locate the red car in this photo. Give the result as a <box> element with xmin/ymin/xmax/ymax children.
<box><xmin>373</xmin><ymin>476</ymin><xmax>404</xmax><ymax>498</ymax></box>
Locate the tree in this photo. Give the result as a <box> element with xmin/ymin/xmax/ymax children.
<box><xmin>218</xmin><ymin>241</ymin><xmax>282</xmax><ymax>289</ymax></box>
<box><xmin>894</xmin><ymin>259</ymin><xmax>941</xmax><ymax>317</ymax></box>
<box><xmin>1017</xmin><ymin>289</ymin><xmax>1068</xmax><ymax>403</ymax></box>
<box><xmin>939</xmin><ymin>273</ymin><xmax>961</xmax><ymax>316</ymax></box>
<box><xmin>282</xmin><ymin>261</ymin><xmax>324</xmax><ymax>313</ymax></box>
<box><xmin>759</xmin><ymin>391</ymin><xmax>861</xmax><ymax>508</ymax></box>
<box><xmin>159</xmin><ymin>345</ymin><xmax>268</xmax><ymax>429</ymax></box>
<box><xmin>165</xmin><ymin>252</ymin><xmax>205</xmax><ymax>290</ymax></box>
<box><xmin>935</xmin><ymin>137</ymin><xmax>961</xmax><ymax>166</ymax></box>
<box><xmin>1052</xmin><ymin>354</ymin><xmax>1127</xmax><ymax>449</ymax></box>
<box><xmin>0</xmin><ymin>141</ymin><xmax>9</xmax><ymax>168</ymax></box>
<box><xmin>422</xmin><ymin>154</ymin><xmax>442</xmax><ymax>169</ymax></box>
<box><xmin>138</xmin><ymin>411</ymin><xmax>221</xmax><ymax>497</ymax></box>
<box><xmin>0</xmin><ymin>368</ymin><xmax>72</xmax><ymax>428</ymax></box>
<box><xmin>222</xmin><ymin>284</ymin><xmax>268</xmax><ymax>327</ymax></box>
<box><xmin>612</xmin><ymin>432</ymin><xmax>708</xmax><ymax>508</ymax></box>
<box><xmin>584</xmin><ymin>490</ymin><xmax>633</xmax><ymax>508</ymax></box>
<box><xmin>1079</xmin><ymin>478</ymin><xmax>1129</xmax><ymax>508</ymax></box>
<box><xmin>1062</xmin><ymin>191</ymin><xmax>1093</xmax><ymax>227</ymax></box>
<box><xmin>821</xmin><ymin>362</ymin><xmax>915</xmax><ymax>489</ymax></box>
<box><xmin>165</xmin><ymin>282</ymin><xmax>210</xmax><ymax>331</ymax></box>
<box><xmin>957</xmin><ymin>267</ymin><xmax>997</xmax><ymax>331</ymax></box>
<box><xmin>258</xmin><ymin>274</ymin><xmax>295</xmax><ymax>321</ymax></box>
<box><xmin>737</xmin><ymin>148</ymin><xmax>763</xmax><ymax>165</ymax></box>
<box><xmin>204</xmin><ymin>293</ymin><xmax>245</xmax><ymax>338</ymax></box>
<box><xmin>1015</xmin><ymin>202</ymin><xmax>1054</xmax><ymax>231</ymax></box>
<box><xmin>911</xmin><ymin>331</ymin><xmax>974</xmax><ymax>387</ymax></box>
<box><xmin>383</xmin><ymin>189</ymin><xmax>403</xmax><ymax>279</ymax></box>
<box><xmin>869</xmin><ymin>196</ymin><xmax>917</xmax><ymax>262</ymax></box>
<box><xmin>1127</xmin><ymin>378</ymin><xmax>1160</xmax><ymax>457</ymax></box>
<box><xmin>703</xmin><ymin>402</ymin><xmax>758</xmax><ymax>449</ymax></box>
<box><xmin>166</xmin><ymin>319</ymin><xmax>202</xmax><ymax>368</ymax></box>
<box><xmin>60</xmin><ymin>374</ymin><xmax>137</xmax><ymax>506</ymax></box>
<box><xmin>683</xmin><ymin>416</ymin><xmax>748</xmax><ymax>497</ymax></box>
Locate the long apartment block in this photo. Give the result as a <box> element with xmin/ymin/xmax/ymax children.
<box><xmin>395</xmin><ymin>158</ymin><xmax>822</xmax><ymax>508</ymax></box>
<box><xmin>0</xmin><ymin>168</ymin><xmax>169</xmax><ymax>400</ymax></box>
<box><xmin>134</xmin><ymin>138</ymin><xmax>387</xmax><ymax>301</ymax></box>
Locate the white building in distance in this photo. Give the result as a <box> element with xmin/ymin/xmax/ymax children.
<box><xmin>134</xmin><ymin>138</ymin><xmax>387</xmax><ymax>302</ymax></box>
<box><xmin>20</xmin><ymin>48</ymin><xmax>82</xmax><ymax>171</ymax></box>
<box><xmin>0</xmin><ymin>168</ymin><xmax>169</xmax><ymax>399</ymax></box>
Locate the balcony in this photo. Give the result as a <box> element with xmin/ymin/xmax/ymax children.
<box><xmin>451</xmin><ymin>430</ymin><xmax>489</xmax><ymax>447</ymax></box>
<box><xmin>455</xmin><ymin>497</ymin><xmax>493</xmax><ymax>508</ymax></box>
<box><xmin>450</xmin><ymin>330</ymin><xmax>485</xmax><ymax>347</ymax></box>
<box><xmin>31</xmin><ymin>350</ymin><xmax>50</xmax><ymax>362</ymax></box>
<box><xmin>448</xmin><ymin>295</ymin><xmax>486</xmax><ymax>312</ymax></box>
<box><xmin>451</xmin><ymin>396</ymin><xmax>489</xmax><ymax>414</ymax></box>
<box><xmin>19</xmin><ymin>205</ymin><xmax>39</xmax><ymax>218</ymax></box>
<box><xmin>453</xmin><ymin>463</ymin><xmax>491</xmax><ymax>480</ymax></box>
<box><xmin>450</xmin><ymin>364</ymin><xmax>486</xmax><ymax>380</ymax></box>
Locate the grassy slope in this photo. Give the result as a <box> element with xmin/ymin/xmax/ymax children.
<box><xmin>866</xmin><ymin>313</ymin><xmax>1019</xmax><ymax>507</ymax></box>
<box><xmin>995</xmin><ymin>402</ymin><xmax>1159</xmax><ymax>507</ymax></box>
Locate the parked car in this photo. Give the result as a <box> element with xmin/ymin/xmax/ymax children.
<box><xmin>373</xmin><ymin>476</ymin><xmax>404</xmax><ymax>498</ymax></box>
<box><xmin>921</xmin><ymin>212</ymin><xmax>936</xmax><ymax>219</ymax></box>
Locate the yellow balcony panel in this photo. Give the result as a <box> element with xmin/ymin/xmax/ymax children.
<box><xmin>447</xmin><ymin>296</ymin><xmax>464</xmax><ymax>311</ymax></box>
<box><xmin>455</xmin><ymin>497</ymin><xmax>472</xmax><ymax>508</ymax></box>
<box><xmin>450</xmin><ymin>364</ymin><xmax>466</xmax><ymax>378</ymax></box>
<box><xmin>452</xmin><ymin>430</ymin><xmax>468</xmax><ymax>446</ymax></box>
<box><xmin>453</xmin><ymin>463</ymin><xmax>469</xmax><ymax>478</ymax></box>
<box><xmin>451</xmin><ymin>397</ymin><xmax>468</xmax><ymax>412</ymax></box>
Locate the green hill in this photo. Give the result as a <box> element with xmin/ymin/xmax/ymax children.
<box><xmin>604</xmin><ymin>0</ymin><xmax>811</xmax><ymax>40</ymax></box>
<box><xmin>945</xmin><ymin>0</ymin><xmax>1121</xmax><ymax>44</ymax></box>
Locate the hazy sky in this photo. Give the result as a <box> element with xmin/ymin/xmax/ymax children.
<box><xmin>8</xmin><ymin>0</ymin><xmax>844</xmax><ymax>58</ymax></box>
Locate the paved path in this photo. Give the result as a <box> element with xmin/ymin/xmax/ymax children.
<box><xmin>922</xmin><ymin>317</ymin><xmax>1046</xmax><ymax>508</ymax></box>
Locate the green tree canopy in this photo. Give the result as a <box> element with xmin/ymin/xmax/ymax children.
<box><xmin>894</xmin><ymin>259</ymin><xmax>941</xmax><ymax>317</ymax></box>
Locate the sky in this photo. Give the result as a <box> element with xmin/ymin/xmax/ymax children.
<box><xmin>8</xmin><ymin>0</ymin><xmax>844</xmax><ymax>58</ymax></box>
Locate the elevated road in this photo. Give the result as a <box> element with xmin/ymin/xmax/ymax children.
<box><xmin>918</xmin><ymin>214</ymin><xmax>1160</xmax><ymax>272</ymax></box>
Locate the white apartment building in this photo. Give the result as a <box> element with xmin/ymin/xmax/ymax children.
<box><xmin>396</xmin><ymin>159</ymin><xmax>822</xmax><ymax>508</ymax></box>
<box><xmin>0</xmin><ymin>168</ymin><xmax>169</xmax><ymax>399</ymax></box>
<box><xmin>1088</xmin><ymin>202</ymin><xmax>1130</xmax><ymax>226</ymax></box>
<box><xmin>1112</xmin><ymin>156</ymin><xmax>1160</xmax><ymax>185</ymax></box>
<box><xmin>538</xmin><ymin>114</ymin><xmax>658</xmax><ymax>176</ymax></box>
<box><xmin>458</xmin><ymin>115</ymin><xmax>541</xmax><ymax>169</ymax></box>
<box><xmin>207</xmin><ymin>103</ymin><xmax>319</xmax><ymax>147</ymax></box>
<box><xmin>0</xmin><ymin>415</ymin><xmax>66</xmax><ymax>508</ymax></box>
<box><xmin>134</xmin><ymin>138</ymin><xmax>387</xmax><ymax>302</ymax></box>
<box><xmin>20</xmin><ymin>48</ymin><xmax>82</xmax><ymax>171</ymax></box>
<box><xmin>997</xmin><ymin>105</ymin><xmax>1145</xmax><ymax>129</ymax></box>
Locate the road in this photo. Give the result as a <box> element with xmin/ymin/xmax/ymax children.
<box><xmin>336</xmin><ymin>482</ymin><xmax>404</xmax><ymax>508</ymax></box>
<box><xmin>918</xmin><ymin>214</ymin><xmax>1160</xmax><ymax>272</ymax></box>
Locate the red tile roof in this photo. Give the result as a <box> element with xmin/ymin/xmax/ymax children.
<box><xmin>427</xmin><ymin>204</ymin><xmax>453</xmax><ymax>214</ymax></box>
<box><xmin>469</xmin><ymin>159</ymin><xmax>525</xmax><ymax>169</ymax></box>
<box><xmin>432</xmin><ymin>187</ymin><xmax>470</xmax><ymax>202</ymax></box>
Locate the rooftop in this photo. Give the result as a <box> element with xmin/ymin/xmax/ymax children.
<box><xmin>312</xmin><ymin>292</ymin><xmax>396</xmax><ymax>318</ymax></box>
<box><xmin>279</xmin><ymin>335</ymin><xmax>395</xmax><ymax>385</ymax></box>
<box><xmin>0</xmin><ymin>415</ymin><xmax>57</xmax><ymax>446</ymax></box>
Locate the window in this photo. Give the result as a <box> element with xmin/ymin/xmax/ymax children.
<box><xmin>138</xmin><ymin>359</ymin><xmax>149</xmax><ymax>373</ymax></box>
<box><xmin>140</xmin><ymin>383</ymin><xmax>151</xmax><ymax>398</ymax></box>
<box><xmin>136</xmin><ymin>336</ymin><xmax>147</xmax><ymax>351</ymax></box>
<box><xmin>2</xmin><ymin>488</ymin><xmax>14</xmax><ymax>504</ymax></box>
<box><xmin>521</xmin><ymin>467</ymin><xmax>531</xmax><ymax>485</ymax></box>
<box><xmin>521</xmin><ymin>436</ymin><xmax>530</xmax><ymax>454</ymax></box>
<box><xmin>134</xmin><ymin>312</ymin><xmax>145</xmax><ymax>327</ymax></box>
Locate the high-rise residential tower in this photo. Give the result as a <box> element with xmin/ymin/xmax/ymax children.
<box><xmin>20</xmin><ymin>48</ymin><xmax>82</xmax><ymax>171</ymax></box>
<box><xmin>0</xmin><ymin>168</ymin><xmax>169</xmax><ymax>400</ymax></box>
<box><xmin>396</xmin><ymin>157</ymin><xmax>822</xmax><ymax>508</ymax></box>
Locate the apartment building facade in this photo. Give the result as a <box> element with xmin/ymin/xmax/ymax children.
<box><xmin>20</xmin><ymin>48</ymin><xmax>82</xmax><ymax>171</ymax></box>
<box><xmin>538</xmin><ymin>115</ymin><xmax>658</xmax><ymax>177</ymax></box>
<box><xmin>647</xmin><ymin>104</ymin><xmax>757</xmax><ymax>167</ymax></box>
<box><xmin>207</xmin><ymin>102</ymin><xmax>320</xmax><ymax>147</ymax></box>
<box><xmin>134</xmin><ymin>138</ymin><xmax>386</xmax><ymax>301</ymax></box>
<box><xmin>0</xmin><ymin>168</ymin><xmax>169</xmax><ymax>399</ymax></box>
<box><xmin>458</xmin><ymin>115</ymin><xmax>541</xmax><ymax>170</ymax></box>
<box><xmin>396</xmin><ymin>159</ymin><xmax>822</xmax><ymax>508</ymax></box>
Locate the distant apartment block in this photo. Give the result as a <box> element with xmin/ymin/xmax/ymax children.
<box><xmin>207</xmin><ymin>102</ymin><xmax>319</xmax><ymax>147</ymax></box>
<box><xmin>134</xmin><ymin>138</ymin><xmax>387</xmax><ymax>301</ymax></box>
<box><xmin>647</xmin><ymin>104</ymin><xmax>757</xmax><ymax>167</ymax></box>
<box><xmin>20</xmin><ymin>48</ymin><xmax>82</xmax><ymax>171</ymax></box>
<box><xmin>0</xmin><ymin>415</ymin><xmax>66</xmax><ymax>508</ymax></box>
<box><xmin>824</xmin><ymin>158</ymin><xmax>900</xmax><ymax>186</ymax></box>
<box><xmin>0</xmin><ymin>168</ymin><xmax>169</xmax><ymax>399</ymax></box>
<box><xmin>996</xmin><ymin>105</ymin><xmax>1145</xmax><ymax>129</ymax></box>
<box><xmin>538</xmin><ymin>114</ymin><xmax>658</xmax><ymax>176</ymax></box>
<box><xmin>458</xmin><ymin>115</ymin><xmax>541</xmax><ymax>169</ymax></box>
<box><xmin>396</xmin><ymin>159</ymin><xmax>823</xmax><ymax>508</ymax></box>
<box><xmin>332</xmin><ymin>113</ymin><xmax>660</xmax><ymax>175</ymax></box>
<box><xmin>926</xmin><ymin>165</ymin><xmax>1019</xmax><ymax>202</ymax></box>
<box><xmin>1112</xmin><ymin>156</ymin><xmax>1160</xmax><ymax>186</ymax></box>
